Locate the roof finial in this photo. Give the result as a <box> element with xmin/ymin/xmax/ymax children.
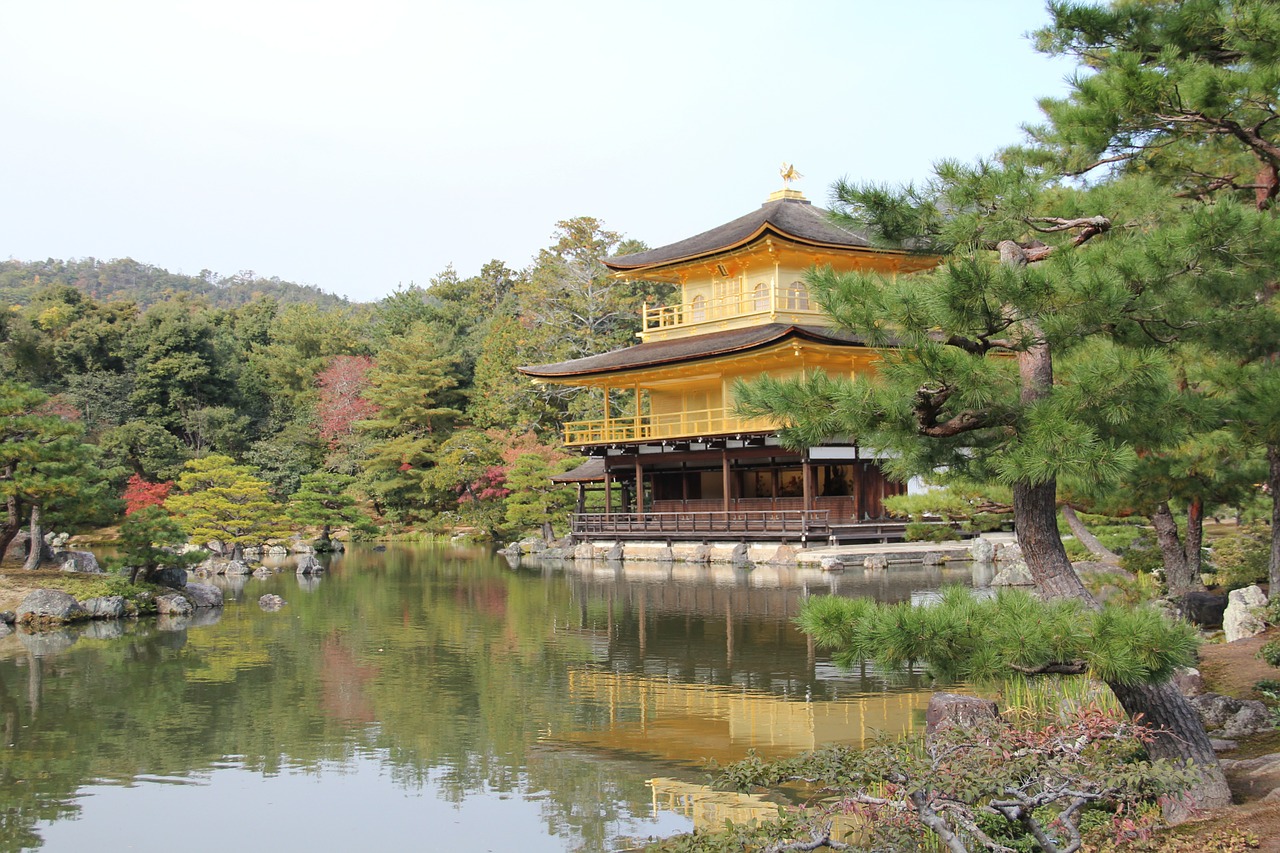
<box><xmin>767</xmin><ymin>163</ymin><xmax>807</xmax><ymax>203</ymax></box>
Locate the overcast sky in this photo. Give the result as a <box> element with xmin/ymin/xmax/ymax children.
<box><xmin>0</xmin><ymin>1</ymin><xmax>1078</xmax><ymax>303</ymax></box>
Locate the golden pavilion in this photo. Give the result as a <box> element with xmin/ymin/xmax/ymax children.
<box><xmin>520</xmin><ymin>179</ymin><xmax>937</xmax><ymax>545</ymax></box>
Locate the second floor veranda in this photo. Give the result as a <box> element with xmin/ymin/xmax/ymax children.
<box><xmin>563</xmin><ymin>405</ymin><xmax>776</xmax><ymax>447</ymax></box>
<box><xmin>640</xmin><ymin>281</ymin><xmax>829</xmax><ymax>341</ymax></box>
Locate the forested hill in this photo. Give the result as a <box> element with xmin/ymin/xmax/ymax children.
<box><xmin>0</xmin><ymin>257</ymin><xmax>351</xmax><ymax>309</ymax></box>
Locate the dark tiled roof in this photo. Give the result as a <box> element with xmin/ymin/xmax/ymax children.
<box><xmin>605</xmin><ymin>197</ymin><xmax>873</xmax><ymax>271</ymax></box>
<box><xmin>518</xmin><ymin>324</ymin><xmax>865</xmax><ymax>379</ymax></box>
<box><xmin>550</xmin><ymin>456</ymin><xmax>605</xmax><ymax>483</ymax></box>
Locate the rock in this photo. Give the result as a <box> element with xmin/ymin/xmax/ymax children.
<box><xmin>517</xmin><ymin>537</ymin><xmax>545</xmax><ymax>555</ymax></box>
<box><xmin>1190</xmin><ymin>692</ymin><xmax>1274</xmax><ymax>737</ymax></box>
<box><xmin>1172</xmin><ymin>666</ymin><xmax>1207</xmax><ymax>698</ymax></box>
<box><xmin>863</xmin><ymin>553</ymin><xmax>889</xmax><ymax>570</ymax></box>
<box><xmin>331</xmin><ymin>540</ymin><xmax>345</xmax><ymax>552</ymax></box>
<box><xmin>258</xmin><ymin>594</ymin><xmax>286</xmax><ymax>611</ymax></box>
<box><xmin>296</xmin><ymin>554</ymin><xmax>325</xmax><ymax>575</ymax></box>
<box><xmin>605</xmin><ymin>542</ymin><xmax>624</xmax><ymax>562</ymax></box>
<box><xmin>156</xmin><ymin>614</ymin><xmax>191</xmax><ymax>633</ymax></box>
<box><xmin>654</xmin><ymin>545</ymin><xmax>675</xmax><ymax>563</ymax></box>
<box><xmin>223</xmin><ymin>560</ymin><xmax>252</xmax><ymax>576</ymax></box>
<box><xmin>241</xmin><ymin>546</ymin><xmax>262</xmax><ymax>560</ymax></box>
<box><xmin>155</xmin><ymin>594</ymin><xmax>193</xmax><ymax>617</ymax></box>
<box><xmin>995</xmin><ymin>542</ymin><xmax>1023</xmax><ymax>564</ymax></box>
<box><xmin>292</xmin><ymin>543</ymin><xmax>315</xmax><ymax>555</ymax></box>
<box><xmin>991</xmin><ymin>562</ymin><xmax>1036</xmax><ymax>587</ymax></box>
<box><xmin>765</xmin><ymin>543</ymin><xmax>798</xmax><ymax>565</ymax></box>
<box><xmin>969</xmin><ymin>538</ymin><xmax>996</xmax><ymax>563</ymax></box>
<box><xmin>729</xmin><ymin>543</ymin><xmax>751</xmax><ymax>568</ymax></box>
<box><xmin>921</xmin><ymin>552</ymin><xmax>945</xmax><ymax>568</ymax></box>
<box><xmin>0</xmin><ymin>611</ymin><xmax>15</xmax><ymax>625</ymax></box>
<box><xmin>925</xmin><ymin>693</ymin><xmax>999</xmax><ymax>736</ymax></box>
<box><xmin>1210</xmin><ymin>739</ymin><xmax>1239</xmax><ymax>752</ymax></box>
<box><xmin>0</xmin><ymin>623</ymin><xmax>8</xmax><ymax>639</ymax></box>
<box><xmin>206</xmin><ymin>540</ymin><xmax>225</xmax><ymax>555</ymax></box>
<box><xmin>151</xmin><ymin>565</ymin><xmax>188</xmax><ymax>589</ymax></box>
<box><xmin>266</xmin><ymin>544</ymin><xmax>289</xmax><ymax>556</ymax></box>
<box><xmin>820</xmin><ymin>556</ymin><xmax>845</xmax><ymax>573</ymax></box>
<box><xmin>371</xmin><ymin>544</ymin><xmax>386</xmax><ymax>552</ymax></box>
<box><xmin>1224</xmin><ymin>584</ymin><xmax>1268</xmax><ymax>642</ymax></box>
<box><xmin>688</xmin><ymin>544</ymin><xmax>713</xmax><ymax>564</ymax></box>
<box><xmin>1179</xmin><ymin>591</ymin><xmax>1228</xmax><ymax>629</ymax></box>
<box><xmin>252</xmin><ymin>567</ymin><xmax>274</xmax><ymax>578</ymax></box>
<box><xmin>47</xmin><ymin>532</ymin><xmax>70</xmax><ymax>548</ymax></box>
<box><xmin>182</xmin><ymin>582</ymin><xmax>224</xmax><ymax>609</ymax></box>
<box><xmin>58</xmin><ymin>550</ymin><xmax>104</xmax><ymax>574</ymax></box>
<box><xmin>81</xmin><ymin>596</ymin><xmax>126</xmax><ymax>620</ymax></box>
<box><xmin>573</xmin><ymin>542</ymin><xmax>595</xmax><ymax>561</ymax></box>
<box><xmin>16</xmin><ymin>589</ymin><xmax>87</xmax><ymax>625</ymax></box>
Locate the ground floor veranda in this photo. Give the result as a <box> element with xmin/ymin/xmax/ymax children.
<box><xmin>561</xmin><ymin>438</ymin><xmax>910</xmax><ymax>546</ymax></box>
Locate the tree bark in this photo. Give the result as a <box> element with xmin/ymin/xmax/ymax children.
<box><xmin>22</xmin><ymin>504</ymin><xmax>43</xmax><ymax>571</ymax></box>
<box><xmin>1108</xmin><ymin>679</ymin><xmax>1232</xmax><ymax>818</ymax></box>
<box><xmin>1014</xmin><ymin>479</ymin><xmax>1092</xmax><ymax>602</ymax></box>
<box><xmin>1269</xmin><ymin>444</ymin><xmax>1280</xmax><ymax>594</ymax></box>
<box><xmin>1152</xmin><ymin>502</ymin><xmax>1203</xmax><ymax>596</ymax></box>
<box><xmin>1061</xmin><ymin>503</ymin><xmax>1120</xmax><ymax>564</ymax></box>
<box><xmin>0</xmin><ymin>489</ymin><xmax>22</xmax><ymax>566</ymax></box>
<box><xmin>1184</xmin><ymin>496</ymin><xmax>1204</xmax><ymax>578</ymax></box>
<box><xmin>231</xmin><ymin>542</ymin><xmax>244</xmax><ymax>563</ymax></box>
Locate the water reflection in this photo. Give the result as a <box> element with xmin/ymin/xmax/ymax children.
<box><xmin>0</xmin><ymin>547</ymin><xmax>974</xmax><ymax>852</ymax></box>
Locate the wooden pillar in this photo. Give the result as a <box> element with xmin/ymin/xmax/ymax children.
<box><xmin>802</xmin><ymin>454</ymin><xmax>813</xmax><ymax>513</ymax></box>
<box><xmin>722</xmin><ymin>450</ymin><xmax>731</xmax><ymax>513</ymax></box>
<box><xmin>575</xmin><ymin>483</ymin><xmax>585</xmax><ymax>514</ymax></box>
<box><xmin>604</xmin><ymin>466</ymin><xmax>612</xmax><ymax>514</ymax></box>
<box><xmin>635</xmin><ymin>456</ymin><xmax>645</xmax><ymax>517</ymax></box>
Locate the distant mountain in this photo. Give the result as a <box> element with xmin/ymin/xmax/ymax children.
<box><xmin>0</xmin><ymin>257</ymin><xmax>354</xmax><ymax>309</ymax></box>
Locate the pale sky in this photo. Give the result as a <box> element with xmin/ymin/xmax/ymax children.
<box><xmin>0</xmin><ymin>1</ymin><xmax>1078</xmax><ymax>303</ymax></box>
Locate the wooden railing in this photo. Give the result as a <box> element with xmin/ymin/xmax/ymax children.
<box><xmin>562</xmin><ymin>406</ymin><xmax>776</xmax><ymax>446</ymax></box>
<box><xmin>573</xmin><ymin>510</ymin><xmax>830</xmax><ymax>540</ymax></box>
<box><xmin>642</xmin><ymin>283</ymin><xmax>824</xmax><ymax>332</ymax></box>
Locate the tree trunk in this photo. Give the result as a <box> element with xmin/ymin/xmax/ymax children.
<box><xmin>1108</xmin><ymin>679</ymin><xmax>1232</xmax><ymax>816</ymax></box>
<box><xmin>1152</xmin><ymin>502</ymin><xmax>1202</xmax><ymax>596</ymax></box>
<box><xmin>1270</xmin><ymin>444</ymin><xmax>1280</xmax><ymax>594</ymax></box>
<box><xmin>1014</xmin><ymin>479</ymin><xmax>1091</xmax><ymax>602</ymax></box>
<box><xmin>1184</xmin><ymin>496</ymin><xmax>1204</xmax><ymax>578</ymax></box>
<box><xmin>319</xmin><ymin>524</ymin><xmax>332</xmax><ymax>545</ymax></box>
<box><xmin>23</xmin><ymin>504</ymin><xmax>43</xmax><ymax>571</ymax></box>
<box><xmin>1061</xmin><ymin>503</ymin><xmax>1120</xmax><ymax>563</ymax></box>
<box><xmin>231</xmin><ymin>542</ymin><xmax>244</xmax><ymax>562</ymax></box>
<box><xmin>0</xmin><ymin>489</ymin><xmax>23</xmax><ymax>566</ymax></box>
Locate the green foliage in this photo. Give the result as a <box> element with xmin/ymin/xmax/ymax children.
<box><xmin>1119</xmin><ymin>535</ymin><xmax>1164</xmax><ymax>577</ymax></box>
<box><xmin>164</xmin><ymin>454</ymin><xmax>288</xmax><ymax>550</ymax></box>
<box><xmin>503</xmin><ymin>453</ymin><xmax>577</xmax><ymax>535</ymax></box>
<box><xmin>660</xmin><ymin>710</ymin><xmax>1196</xmax><ymax>853</ymax></box>
<box><xmin>287</xmin><ymin>471</ymin><xmax>375</xmax><ymax>541</ymax></box>
<box><xmin>115</xmin><ymin>505</ymin><xmax>200</xmax><ymax>583</ymax></box>
<box><xmin>1258</xmin><ymin>641</ymin><xmax>1280</xmax><ymax>670</ymax></box>
<box><xmin>1255</xmin><ymin>680</ymin><xmax>1280</xmax><ymax>702</ymax></box>
<box><xmin>1206</xmin><ymin>523</ymin><xmax>1270</xmax><ymax>591</ymax></box>
<box><xmin>797</xmin><ymin>587</ymin><xmax>1198</xmax><ymax>687</ymax></box>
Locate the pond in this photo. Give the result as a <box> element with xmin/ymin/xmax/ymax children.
<box><xmin>0</xmin><ymin>546</ymin><xmax>985</xmax><ymax>852</ymax></box>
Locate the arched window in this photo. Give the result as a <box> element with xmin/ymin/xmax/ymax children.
<box><xmin>752</xmin><ymin>282</ymin><xmax>770</xmax><ymax>312</ymax></box>
<box><xmin>690</xmin><ymin>293</ymin><xmax>706</xmax><ymax>322</ymax></box>
<box><xmin>785</xmin><ymin>281</ymin><xmax>810</xmax><ymax>310</ymax></box>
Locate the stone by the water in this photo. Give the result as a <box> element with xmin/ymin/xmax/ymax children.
<box><xmin>1223</xmin><ymin>584</ymin><xmax>1268</xmax><ymax>642</ymax></box>
<box><xmin>258</xmin><ymin>594</ymin><xmax>286</xmax><ymax>611</ymax></box>
<box><xmin>17</xmin><ymin>589</ymin><xmax>87</xmax><ymax>625</ymax></box>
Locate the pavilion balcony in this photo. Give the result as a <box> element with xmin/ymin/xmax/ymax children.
<box><xmin>641</xmin><ymin>283</ymin><xmax>827</xmax><ymax>337</ymax></box>
<box><xmin>562</xmin><ymin>406</ymin><xmax>776</xmax><ymax>447</ymax></box>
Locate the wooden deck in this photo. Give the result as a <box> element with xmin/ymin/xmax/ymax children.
<box><xmin>570</xmin><ymin>511</ymin><xmax>909</xmax><ymax>546</ymax></box>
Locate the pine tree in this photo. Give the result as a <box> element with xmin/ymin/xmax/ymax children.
<box><xmin>287</xmin><ymin>471</ymin><xmax>375</xmax><ymax>548</ymax></box>
<box><xmin>1032</xmin><ymin>0</ymin><xmax>1280</xmax><ymax>589</ymax></box>
<box><xmin>164</xmin><ymin>454</ymin><xmax>288</xmax><ymax>561</ymax></box>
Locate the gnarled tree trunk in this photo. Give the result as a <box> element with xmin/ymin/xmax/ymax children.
<box><xmin>1152</xmin><ymin>501</ymin><xmax>1205</xmax><ymax>597</ymax></box>
<box><xmin>1061</xmin><ymin>503</ymin><xmax>1120</xmax><ymax>564</ymax></box>
<box><xmin>22</xmin><ymin>504</ymin><xmax>44</xmax><ymax>571</ymax></box>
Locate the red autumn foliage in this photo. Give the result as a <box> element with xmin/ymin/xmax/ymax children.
<box><xmin>122</xmin><ymin>474</ymin><xmax>173</xmax><ymax>515</ymax></box>
<box><xmin>316</xmin><ymin>355</ymin><xmax>379</xmax><ymax>447</ymax></box>
<box><xmin>458</xmin><ymin>466</ymin><xmax>510</xmax><ymax>503</ymax></box>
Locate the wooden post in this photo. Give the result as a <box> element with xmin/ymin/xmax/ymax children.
<box><xmin>802</xmin><ymin>455</ymin><xmax>813</xmax><ymax>513</ymax></box>
<box><xmin>722</xmin><ymin>450</ymin><xmax>731</xmax><ymax>514</ymax></box>
<box><xmin>604</xmin><ymin>466</ymin><xmax>612</xmax><ymax>514</ymax></box>
<box><xmin>635</xmin><ymin>456</ymin><xmax>645</xmax><ymax>518</ymax></box>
